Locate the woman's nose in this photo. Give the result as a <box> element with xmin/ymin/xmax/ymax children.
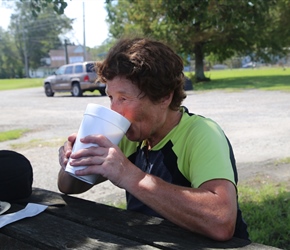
<box><xmin>111</xmin><ymin>102</ymin><xmax>123</xmax><ymax>116</ymax></box>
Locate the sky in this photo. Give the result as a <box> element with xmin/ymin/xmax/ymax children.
<box><xmin>0</xmin><ymin>0</ymin><xmax>109</xmax><ymax>48</ymax></box>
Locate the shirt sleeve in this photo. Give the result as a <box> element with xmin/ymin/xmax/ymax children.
<box><xmin>177</xmin><ymin>116</ymin><xmax>236</xmax><ymax>188</ymax></box>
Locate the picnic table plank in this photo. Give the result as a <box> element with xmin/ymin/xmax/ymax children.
<box><xmin>0</xmin><ymin>234</ymin><xmax>40</xmax><ymax>250</ymax></box>
<box><xmin>20</xmin><ymin>188</ymin><xmax>279</xmax><ymax>250</ymax></box>
<box><xmin>1</xmin><ymin>204</ymin><xmax>159</xmax><ymax>250</ymax></box>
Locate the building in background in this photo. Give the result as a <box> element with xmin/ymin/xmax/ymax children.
<box><xmin>29</xmin><ymin>45</ymin><xmax>94</xmax><ymax>78</ymax></box>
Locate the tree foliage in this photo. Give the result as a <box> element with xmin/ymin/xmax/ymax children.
<box><xmin>0</xmin><ymin>28</ymin><xmax>23</xmax><ymax>78</ymax></box>
<box><xmin>20</xmin><ymin>0</ymin><xmax>68</xmax><ymax>16</ymax></box>
<box><xmin>105</xmin><ymin>0</ymin><xmax>290</xmax><ymax>82</ymax></box>
<box><xmin>88</xmin><ymin>38</ymin><xmax>117</xmax><ymax>61</ymax></box>
<box><xmin>9</xmin><ymin>1</ymin><xmax>73</xmax><ymax>75</ymax></box>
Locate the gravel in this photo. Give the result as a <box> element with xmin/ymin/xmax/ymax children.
<box><xmin>1</xmin><ymin>87</ymin><xmax>289</xmax><ymax>204</ymax></box>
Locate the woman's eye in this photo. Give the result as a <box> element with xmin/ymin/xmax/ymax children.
<box><xmin>117</xmin><ymin>96</ymin><xmax>127</xmax><ymax>102</ymax></box>
<box><xmin>109</xmin><ymin>95</ymin><xmax>127</xmax><ymax>104</ymax></box>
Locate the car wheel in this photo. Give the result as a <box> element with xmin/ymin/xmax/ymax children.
<box><xmin>99</xmin><ymin>88</ymin><xmax>106</xmax><ymax>96</ymax></box>
<box><xmin>44</xmin><ymin>83</ymin><xmax>54</xmax><ymax>97</ymax></box>
<box><xmin>71</xmin><ymin>83</ymin><xmax>82</xmax><ymax>97</ymax></box>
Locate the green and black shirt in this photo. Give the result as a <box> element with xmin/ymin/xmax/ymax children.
<box><xmin>119</xmin><ymin>106</ymin><xmax>249</xmax><ymax>240</ymax></box>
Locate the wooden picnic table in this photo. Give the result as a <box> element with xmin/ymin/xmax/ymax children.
<box><xmin>0</xmin><ymin>188</ymin><xmax>279</xmax><ymax>249</ymax></box>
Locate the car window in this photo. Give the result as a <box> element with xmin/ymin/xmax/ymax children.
<box><xmin>64</xmin><ymin>66</ymin><xmax>73</xmax><ymax>74</ymax></box>
<box><xmin>74</xmin><ymin>65</ymin><xmax>83</xmax><ymax>74</ymax></box>
<box><xmin>55</xmin><ymin>65</ymin><xmax>66</xmax><ymax>75</ymax></box>
<box><xmin>86</xmin><ymin>63</ymin><xmax>95</xmax><ymax>73</ymax></box>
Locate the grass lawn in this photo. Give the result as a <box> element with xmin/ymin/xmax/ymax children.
<box><xmin>0</xmin><ymin>78</ymin><xmax>43</xmax><ymax>90</ymax></box>
<box><xmin>188</xmin><ymin>67</ymin><xmax>290</xmax><ymax>91</ymax></box>
<box><xmin>239</xmin><ymin>183</ymin><xmax>290</xmax><ymax>249</ymax></box>
<box><xmin>0</xmin><ymin>129</ymin><xmax>28</xmax><ymax>142</ymax></box>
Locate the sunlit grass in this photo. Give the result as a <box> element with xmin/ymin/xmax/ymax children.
<box><xmin>0</xmin><ymin>78</ymin><xmax>43</xmax><ymax>90</ymax></box>
<box><xmin>205</xmin><ymin>67</ymin><xmax>289</xmax><ymax>79</ymax></box>
<box><xmin>0</xmin><ymin>129</ymin><xmax>29</xmax><ymax>142</ymax></box>
<box><xmin>10</xmin><ymin>138</ymin><xmax>66</xmax><ymax>149</ymax></box>
<box><xmin>275</xmin><ymin>157</ymin><xmax>290</xmax><ymax>165</ymax></box>
<box><xmin>185</xmin><ymin>67</ymin><xmax>290</xmax><ymax>91</ymax></box>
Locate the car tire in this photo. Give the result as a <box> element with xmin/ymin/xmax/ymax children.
<box><xmin>44</xmin><ymin>83</ymin><xmax>54</xmax><ymax>97</ymax></box>
<box><xmin>71</xmin><ymin>83</ymin><xmax>83</xmax><ymax>97</ymax></box>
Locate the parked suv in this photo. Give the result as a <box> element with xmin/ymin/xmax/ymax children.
<box><xmin>43</xmin><ymin>61</ymin><xmax>106</xmax><ymax>97</ymax></box>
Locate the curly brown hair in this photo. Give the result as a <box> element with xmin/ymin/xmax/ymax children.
<box><xmin>96</xmin><ymin>37</ymin><xmax>186</xmax><ymax>110</ymax></box>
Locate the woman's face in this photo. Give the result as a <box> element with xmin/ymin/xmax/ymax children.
<box><xmin>106</xmin><ymin>76</ymin><xmax>170</xmax><ymax>142</ymax></box>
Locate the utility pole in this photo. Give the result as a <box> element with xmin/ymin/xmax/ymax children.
<box><xmin>83</xmin><ymin>1</ymin><xmax>87</xmax><ymax>61</ymax></box>
<box><xmin>65</xmin><ymin>39</ymin><xmax>69</xmax><ymax>64</ymax></box>
<box><xmin>22</xmin><ymin>26</ymin><xmax>29</xmax><ymax>78</ymax></box>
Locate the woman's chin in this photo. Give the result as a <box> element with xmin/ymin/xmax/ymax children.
<box><xmin>125</xmin><ymin>131</ymin><xmax>139</xmax><ymax>142</ymax></box>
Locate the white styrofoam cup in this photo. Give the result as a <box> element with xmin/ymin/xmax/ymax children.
<box><xmin>65</xmin><ymin>103</ymin><xmax>131</xmax><ymax>184</ymax></box>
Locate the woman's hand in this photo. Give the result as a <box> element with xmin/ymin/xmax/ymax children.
<box><xmin>58</xmin><ymin>133</ymin><xmax>77</xmax><ymax>170</ymax></box>
<box><xmin>68</xmin><ymin>134</ymin><xmax>139</xmax><ymax>189</ymax></box>
<box><xmin>58</xmin><ymin>133</ymin><xmax>98</xmax><ymax>194</ymax></box>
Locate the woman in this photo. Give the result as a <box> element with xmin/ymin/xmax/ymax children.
<box><xmin>58</xmin><ymin>37</ymin><xmax>249</xmax><ymax>241</ymax></box>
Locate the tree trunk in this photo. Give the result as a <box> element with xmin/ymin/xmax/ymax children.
<box><xmin>194</xmin><ymin>42</ymin><xmax>210</xmax><ymax>82</ymax></box>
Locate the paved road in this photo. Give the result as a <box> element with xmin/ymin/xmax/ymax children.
<box><xmin>1</xmin><ymin>88</ymin><xmax>289</xmax><ymax>203</ymax></box>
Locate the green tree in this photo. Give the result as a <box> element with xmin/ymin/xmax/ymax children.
<box><xmin>106</xmin><ymin>0</ymin><xmax>290</xmax><ymax>82</ymax></box>
<box><xmin>20</xmin><ymin>0</ymin><xmax>68</xmax><ymax>16</ymax></box>
<box><xmin>9</xmin><ymin>1</ymin><xmax>73</xmax><ymax>76</ymax></box>
<box><xmin>88</xmin><ymin>38</ymin><xmax>117</xmax><ymax>61</ymax></box>
<box><xmin>0</xmin><ymin>28</ymin><xmax>23</xmax><ymax>78</ymax></box>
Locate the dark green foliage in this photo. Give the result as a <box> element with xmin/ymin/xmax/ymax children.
<box><xmin>105</xmin><ymin>0</ymin><xmax>290</xmax><ymax>82</ymax></box>
<box><xmin>20</xmin><ymin>0</ymin><xmax>68</xmax><ymax>17</ymax></box>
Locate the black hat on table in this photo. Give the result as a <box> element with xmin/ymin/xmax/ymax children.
<box><xmin>0</xmin><ymin>150</ymin><xmax>33</xmax><ymax>202</ymax></box>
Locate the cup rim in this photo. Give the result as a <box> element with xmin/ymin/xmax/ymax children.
<box><xmin>85</xmin><ymin>104</ymin><xmax>131</xmax><ymax>133</ymax></box>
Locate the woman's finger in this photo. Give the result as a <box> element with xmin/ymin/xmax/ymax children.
<box><xmin>80</xmin><ymin>134</ymin><xmax>113</xmax><ymax>148</ymax></box>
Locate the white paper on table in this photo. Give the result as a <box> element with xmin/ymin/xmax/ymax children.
<box><xmin>0</xmin><ymin>201</ymin><xmax>11</xmax><ymax>215</ymax></box>
<box><xmin>0</xmin><ymin>203</ymin><xmax>48</xmax><ymax>228</ymax></box>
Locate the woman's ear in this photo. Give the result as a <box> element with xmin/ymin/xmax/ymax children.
<box><xmin>159</xmin><ymin>92</ymin><xmax>173</xmax><ymax>109</ymax></box>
